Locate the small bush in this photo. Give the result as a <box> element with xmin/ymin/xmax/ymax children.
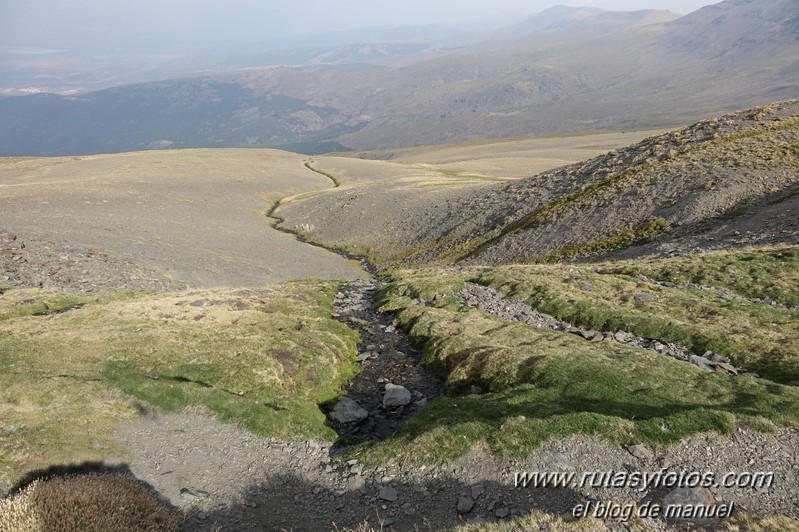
<box><xmin>0</xmin><ymin>473</ymin><xmax>182</xmax><ymax>532</ymax></box>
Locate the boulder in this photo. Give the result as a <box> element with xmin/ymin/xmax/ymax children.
<box><xmin>379</xmin><ymin>486</ymin><xmax>398</xmax><ymax>502</ymax></box>
<box><xmin>383</xmin><ymin>383</ymin><xmax>412</xmax><ymax>409</ymax></box>
<box><xmin>457</xmin><ymin>496</ymin><xmax>475</xmax><ymax>513</ymax></box>
<box><xmin>329</xmin><ymin>397</ymin><xmax>369</xmax><ymax>424</ymax></box>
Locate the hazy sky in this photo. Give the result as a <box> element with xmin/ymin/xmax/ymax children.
<box><xmin>1</xmin><ymin>0</ymin><xmax>719</xmax><ymax>51</ymax></box>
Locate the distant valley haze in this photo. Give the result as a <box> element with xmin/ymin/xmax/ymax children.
<box><xmin>2</xmin><ymin>0</ymin><xmax>714</xmax><ymax>93</ymax></box>
<box><xmin>1</xmin><ymin>0</ymin><xmax>796</xmax><ymax>155</ymax></box>
<box><xmin>2</xmin><ymin>1</ymin><xmax>714</xmax><ymax>49</ymax></box>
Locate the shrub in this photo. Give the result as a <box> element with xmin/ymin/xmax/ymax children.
<box><xmin>0</xmin><ymin>473</ymin><xmax>182</xmax><ymax>532</ymax></box>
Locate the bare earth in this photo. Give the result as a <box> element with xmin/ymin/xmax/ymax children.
<box><xmin>0</xmin><ymin>149</ymin><xmax>367</xmax><ymax>290</ymax></box>
<box><xmin>117</xmin><ymin>405</ymin><xmax>799</xmax><ymax>531</ymax></box>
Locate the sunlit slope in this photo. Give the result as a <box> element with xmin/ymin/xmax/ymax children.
<box><xmin>0</xmin><ymin>149</ymin><xmax>367</xmax><ymax>287</ymax></box>
<box><xmin>278</xmin><ymin>101</ymin><xmax>799</xmax><ymax>268</ymax></box>
<box><xmin>275</xmin><ymin>129</ymin><xmax>661</xmax><ymax>264</ymax></box>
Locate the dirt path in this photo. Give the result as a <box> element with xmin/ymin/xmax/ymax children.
<box><xmin>116</xmin><ymin>410</ymin><xmax>799</xmax><ymax>531</ymax></box>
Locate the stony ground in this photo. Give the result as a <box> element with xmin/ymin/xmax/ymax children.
<box><xmin>1</xmin><ymin>229</ymin><xmax>185</xmax><ymax>293</ymax></box>
<box><xmin>0</xmin><ymin>150</ymin><xmax>367</xmax><ymax>289</ymax></box>
<box><xmin>118</xmin><ymin>401</ymin><xmax>799</xmax><ymax>532</ymax></box>
<box><xmin>277</xmin><ymin>101</ymin><xmax>799</xmax><ymax>269</ymax></box>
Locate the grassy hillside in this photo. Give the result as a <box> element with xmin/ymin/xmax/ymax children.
<box><xmin>355</xmin><ymin>247</ymin><xmax>799</xmax><ymax>464</ymax></box>
<box><xmin>0</xmin><ymin>282</ymin><xmax>358</xmax><ymax>487</ymax></box>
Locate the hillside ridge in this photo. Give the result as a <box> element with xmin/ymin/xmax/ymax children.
<box><xmin>275</xmin><ymin>100</ymin><xmax>799</xmax><ymax>268</ymax></box>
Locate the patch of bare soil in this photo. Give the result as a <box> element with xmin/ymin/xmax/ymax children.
<box><xmin>1</xmin><ymin>229</ymin><xmax>185</xmax><ymax>293</ymax></box>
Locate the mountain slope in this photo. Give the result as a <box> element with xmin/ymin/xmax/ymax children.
<box><xmin>275</xmin><ymin>100</ymin><xmax>799</xmax><ymax>268</ymax></box>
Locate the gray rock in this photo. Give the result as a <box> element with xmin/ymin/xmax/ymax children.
<box><xmin>383</xmin><ymin>383</ymin><xmax>412</xmax><ymax>409</ymax></box>
<box><xmin>495</xmin><ymin>506</ymin><xmax>510</xmax><ymax>518</ymax></box>
<box><xmin>690</xmin><ymin>355</ymin><xmax>714</xmax><ymax>372</ymax></box>
<box><xmin>614</xmin><ymin>330</ymin><xmax>630</xmax><ymax>342</ymax></box>
<box><xmin>348</xmin><ymin>474</ymin><xmax>366</xmax><ymax>492</ymax></box>
<box><xmin>627</xmin><ymin>444</ymin><xmax>654</xmax><ymax>460</ymax></box>
<box><xmin>711</xmin><ymin>353</ymin><xmax>731</xmax><ymax>364</ymax></box>
<box><xmin>714</xmin><ymin>362</ymin><xmax>739</xmax><ymax>375</ymax></box>
<box><xmin>330</xmin><ymin>397</ymin><xmax>369</xmax><ymax>424</ymax></box>
<box><xmin>379</xmin><ymin>486</ymin><xmax>398</xmax><ymax>502</ymax></box>
<box><xmin>661</xmin><ymin>487</ymin><xmax>718</xmax><ymax>524</ymax></box>
<box><xmin>634</xmin><ymin>294</ymin><xmax>658</xmax><ymax>304</ymax></box>
<box><xmin>471</xmin><ymin>484</ymin><xmax>485</xmax><ymax>500</ymax></box>
<box><xmin>457</xmin><ymin>496</ymin><xmax>475</xmax><ymax>513</ymax></box>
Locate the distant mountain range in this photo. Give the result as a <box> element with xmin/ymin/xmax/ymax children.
<box><xmin>1</xmin><ymin>0</ymin><xmax>798</xmax><ymax>156</ymax></box>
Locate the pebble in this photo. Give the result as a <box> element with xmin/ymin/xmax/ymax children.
<box><xmin>379</xmin><ymin>486</ymin><xmax>398</xmax><ymax>502</ymax></box>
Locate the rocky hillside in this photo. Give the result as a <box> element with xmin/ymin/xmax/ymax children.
<box><xmin>276</xmin><ymin>100</ymin><xmax>799</xmax><ymax>267</ymax></box>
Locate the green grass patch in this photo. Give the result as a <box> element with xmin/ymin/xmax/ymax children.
<box><xmin>477</xmin><ymin>263</ymin><xmax>799</xmax><ymax>385</ymax></box>
<box><xmin>354</xmin><ymin>259</ymin><xmax>799</xmax><ymax>465</ymax></box>
<box><xmin>304</xmin><ymin>160</ymin><xmax>341</xmax><ymax>187</ymax></box>
<box><xmin>0</xmin><ymin>281</ymin><xmax>359</xmax><ymax>486</ymax></box>
<box><xmin>0</xmin><ymin>289</ymin><xmax>138</xmax><ymax>322</ymax></box>
<box><xmin>598</xmin><ymin>246</ymin><xmax>799</xmax><ymax>306</ymax></box>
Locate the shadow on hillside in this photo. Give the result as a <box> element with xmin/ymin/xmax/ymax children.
<box><xmin>192</xmin><ymin>473</ymin><xmax>583</xmax><ymax>531</ymax></box>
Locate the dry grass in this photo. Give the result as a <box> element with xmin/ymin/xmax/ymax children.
<box><xmin>342</xmin><ymin>129</ymin><xmax>668</xmax><ymax>179</ymax></box>
<box><xmin>0</xmin><ymin>149</ymin><xmax>366</xmax><ymax>287</ymax></box>
<box><xmin>0</xmin><ymin>473</ymin><xmax>181</xmax><ymax>532</ymax></box>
